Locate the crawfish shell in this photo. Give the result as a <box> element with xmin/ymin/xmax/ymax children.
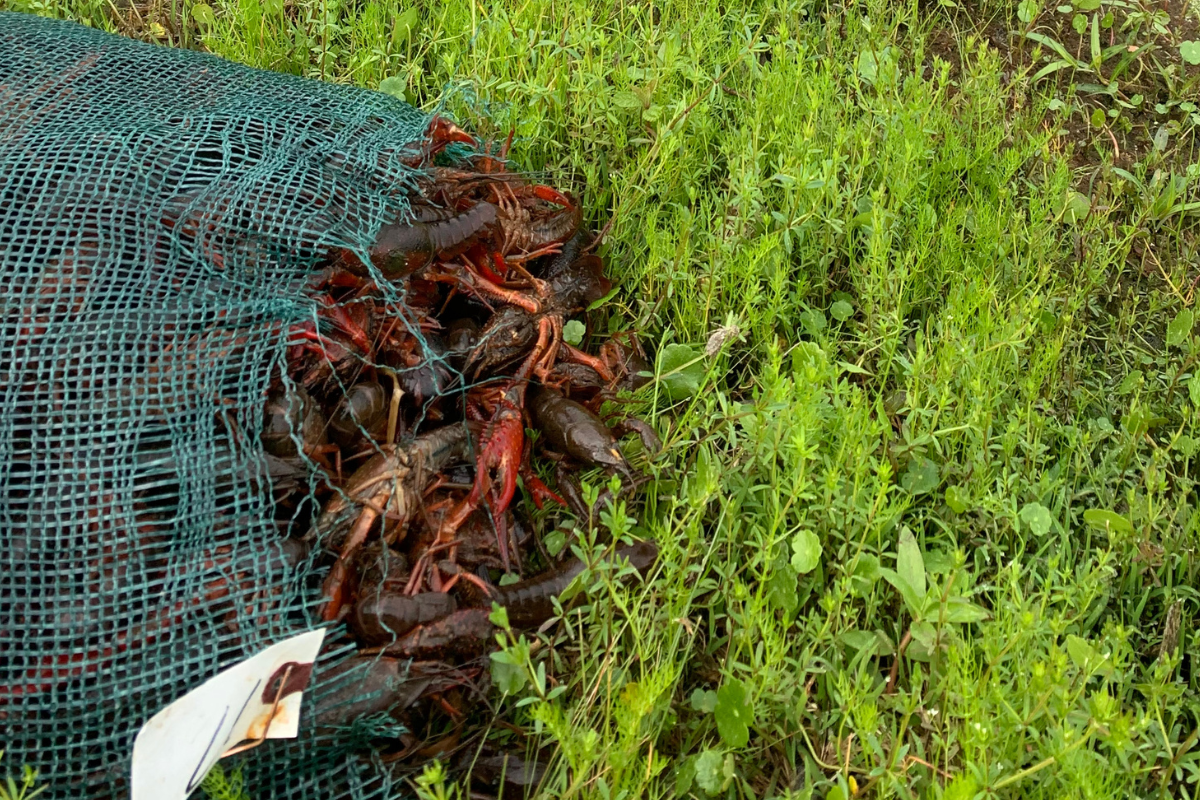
<box><xmin>262</xmin><ymin>385</ymin><xmax>327</xmax><ymax>458</ymax></box>
<box><xmin>351</xmin><ymin>591</ymin><xmax>458</xmax><ymax>644</ymax></box>
<box><xmin>328</xmin><ymin>380</ymin><xmax>389</xmax><ymax>446</ymax></box>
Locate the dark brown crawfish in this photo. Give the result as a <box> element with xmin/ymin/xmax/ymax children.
<box><xmin>261</xmin><ymin>384</ymin><xmax>328</xmax><ymax>458</ymax></box>
<box><xmin>492</xmin><ymin>540</ymin><xmax>659</xmax><ymax>628</ymax></box>
<box><xmin>380</xmin><ymin>608</ymin><xmax>495</xmax><ymax>661</ymax></box>
<box><xmin>445</xmin><ymin>317</ymin><xmax>480</xmax><ymax>369</ymax></box>
<box><xmin>495</xmin><ymin>190</ymin><xmax>583</xmax><ymax>257</ymax></box>
<box><xmin>327</xmin><ymin>380</ymin><xmax>389</xmax><ymax>447</ymax></box>
<box><xmin>465</xmin><ymin>251</ymin><xmax>608</xmax><ymax>378</ymax></box>
<box><xmin>313</xmin><ymin>657</ymin><xmax>474</xmax><ymax>730</ymax></box>
<box><xmin>367</xmin><ymin>201</ymin><xmax>498</xmax><ymax>277</ymax></box>
<box><xmin>351</xmin><ymin>591</ymin><xmax>458</xmax><ymax>645</ymax></box>
<box><xmin>459</xmin><ymin>752</ymin><xmax>547</xmax><ymax>795</ymax></box>
<box><xmin>529</xmin><ymin>387</ymin><xmax>630</xmax><ymax>475</ymax></box>
<box><xmin>312</xmin><ymin>423</ymin><xmax>473</xmax><ymax>621</ymax></box>
<box><xmin>375</xmin><ymin>541</ymin><xmax>659</xmax><ymax>660</ymax></box>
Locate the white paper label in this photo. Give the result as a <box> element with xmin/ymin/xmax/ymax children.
<box><xmin>130</xmin><ymin>628</ymin><xmax>327</xmax><ymax>800</ymax></box>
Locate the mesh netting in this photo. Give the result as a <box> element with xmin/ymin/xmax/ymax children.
<box><xmin>0</xmin><ymin>11</ymin><xmax>453</xmax><ymax>798</ymax></box>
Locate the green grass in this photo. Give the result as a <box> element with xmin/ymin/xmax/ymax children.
<box><xmin>5</xmin><ymin>0</ymin><xmax>1200</xmax><ymax>797</ymax></box>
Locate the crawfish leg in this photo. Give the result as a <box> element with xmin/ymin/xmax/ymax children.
<box><xmin>461</xmin><ymin>263</ymin><xmax>542</xmax><ymax>314</ymax></box>
<box><xmin>319</xmin><ymin>497</ymin><xmax>383</xmax><ymax>621</ymax></box>
<box><xmin>559</xmin><ymin>341</ymin><xmax>616</xmax><ymax>383</ymax></box>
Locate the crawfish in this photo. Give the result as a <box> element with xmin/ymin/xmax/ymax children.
<box><xmin>399</xmin><ymin>115</ymin><xmax>478</xmax><ymax>167</ymax></box>
<box><xmin>529</xmin><ymin>386</ymin><xmax>630</xmax><ymax>476</ymax></box>
<box><xmin>378</xmin><ymin>540</ymin><xmax>660</xmax><ymax>660</ymax></box>
<box><xmin>366</xmin><ymin>201</ymin><xmax>498</xmax><ymax>278</ymax></box>
<box><xmin>311</xmin><ymin>423</ymin><xmax>472</xmax><ymax>621</ymax></box>
<box><xmin>465</xmin><ymin>241</ymin><xmax>612</xmax><ymax>383</ymax></box>
<box><xmin>313</xmin><ymin>657</ymin><xmax>477</xmax><ymax>730</ymax></box>
<box><xmin>327</xmin><ymin>380</ymin><xmax>389</xmax><ymax>448</ymax></box>
<box><xmin>492</xmin><ymin>540</ymin><xmax>658</xmax><ymax>627</ymax></box>
<box><xmin>418</xmin><ymin>380</ymin><xmax>528</xmax><ymax>581</ymax></box>
<box><xmin>494</xmin><ymin>192</ymin><xmax>583</xmax><ymax>261</ymax></box>
<box><xmin>261</xmin><ymin>384</ymin><xmax>329</xmax><ymax>459</ymax></box>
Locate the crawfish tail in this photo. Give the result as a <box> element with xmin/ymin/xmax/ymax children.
<box><xmin>380</xmin><ymin>608</ymin><xmax>495</xmax><ymax>661</ymax></box>
<box><xmin>410</xmin><ymin>421</ymin><xmax>475</xmax><ymax>472</ymax></box>
<box><xmin>427</xmin><ymin>200</ymin><xmax>497</xmax><ymax>255</ymax></box>
<box><xmin>369</xmin><ymin>201</ymin><xmax>497</xmax><ymax>275</ymax></box>
<box><xmin>494</xmin><ymin>540</ymin><xmax>658</xmax><ymax>628</ymax></box>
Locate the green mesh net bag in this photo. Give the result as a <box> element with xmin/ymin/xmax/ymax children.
<box><xmin>0</xmin><ymin>11</ymin><xmax>458</xmax><ymax>797</ymax></box>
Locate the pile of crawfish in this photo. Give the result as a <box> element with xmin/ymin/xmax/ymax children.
<box><xmin>265</xmin><ymin>117</ymin><xmax>660</xmax><ymax>758</ymax></box>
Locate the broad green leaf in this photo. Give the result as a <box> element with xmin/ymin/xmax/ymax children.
<box><xmin>945</xmin><ymin>485</ymin><xmax>969</xmax><ymax>514</ymax></box>
<box><xmin>1017</xmin><ymin>0</ymin><xmax>1039</xmax><ymax>23</ymax></box>
<box><xmin>1019</xmin><ymin>502</ymin><xmax>1054</xmax><ymax>536</ymax></box>
<box><xmin>838</xmin><ymin>360</ymin><xmax>873</xmax><ymax>376</ymax></box>
<box><xmin>798</xmin><ymin>308</ymin><xmax>827</xmax><ymax>334</ymax></box>
<box><xmin>1083</xmin><ymin>509</ymin><xmax>1133</xmax><ymax>534</ymax></box>
<box><xmin>897</xmin><ymin>528</ymin><xmax>927</xmax><ymax>601</ymax></box>
<box><xmin>1033</xmin><ymin>59</ymin><xmax>1075</xmax><ymax>81</ymax></box>
<box><xmin>880</xmin><ymin>567</ymin><xmax>924</xmax><ymax>617</ymax></box>
<box><xmin>488</xmin><ymin>604</ymin><xmax>510</xmax><ymax>629</ymax></box>
<box><xmin>923</xmin><ymin>549</ymin><xmax>954</xmax><ymax>574</ymax></box>
<box><xmin>1167</xmin><ymin>309</ymin><xmax>1193</xmax><ymax>347</ymax></box>
<box><xmin>690</xmin><ymin>688</ymin><xmax>718</xmax><ymax>713</ymax></box>
<box><xmin>840</xmin><ymin>629</ymin><xmax>880</xmax><ymax>654</ymax></box>
<box><xmin>1090</xmin><ymin>13</ymin><xmax>1100</xmax><ymax>66</ymax></box>
<box><xmin>191</xmin><ymin>3</ymin><xmax>216</xmax><ymax>27</ymax></box>
<box><xmin>790</xmin><ymin>529</ymin><xmax>822</xmax><ymax>574</ymax></box>
<box><xmin>850</xmin><ymin>553</ymin><xmax>880</xmax><ymax>595</ymax></box>
<box><xmin>857</xmin><ymin>46</ymin><xmax>899</xmax><ymax>88</ymax></box>
<box><xmin>392</xmin><ymin>6</ymin><xmax>418</xmax><ymax>44</ymax></box>
<box><xmin>901</xmin><ymin>457</ymin><xmax>939</xmax><ymax>495</ymax></box>
<box><xmin>1066</xmin><ymin>634</ymin><xmax>1097</xmax><ymax>669</ymax></box>
<box><xmin>1072</xmin><ymin>12</ymin><xmax>1087</xmax><ymax>34</ymax></box>
<box><xmin>378</xmin><ymin>76</ymin><xmax>407</xmax><ymax>100</ymax></box>
<box><xmin>657</xmin><ymin>343</ymin><xmax>705</xmax><ymax>401</ymax></box>
<box><xmin>563</xmin><ymin>319</ymin><xmax>586</xmax><ymax>346</ymax></box>
<box><xmin>1116</xmin><ymin>369</ymin><xmax>1143</xmax><ymax>394</ymax></box>
<box><xmin>714</xmin><ymin>679</ymin><xmax>753</xmax><ymax>748</ymax></box>
<box><xmin>613</xmin><ymin>90</ymin><xmax>644</xmax><ymax>110</ymax></box>
<box><xmin>1181</xmin><ymin>41</ymin><xmax>1200</xmax><ymax>66</ymax></box>
<box><xmin>674</xmin><ymin>757</ymin><xmax>696</xmax><ymax>797</ymax></box>
<box><xmin>586</xmin><ymin>285</ymin><xmax>620</xmax><ymax>312</ymax></box>
<box><xmin>830</xmin><ymin>300</ymin><xmax>854</xmax><ymax>321</ymax></box>
<box><xmin>854</xmin><ymin>553</ymin><xmax>880</xmax><ymax>581</ymax></box>
<box><xmin>489</xmin><ymin>650</ymin><xmax>527</xmax><ymax>694</ymax></box>
<box><xmin>1189</xmin><ymin>374</ymin><xmax>1200</xmax><ymax>408</ymax></box>
<box><xmin>767</xmin><ymin>564</ymin><xmax>799</xmax><ymax>614</ymax></box>
<box><xmin>910</xmin><ymin>620</ymin><xmax>938</xmax><ymax>649</ymax></box>
<box><xmin>1063</xmin><ymin>190</ymin><xmax>1091</xmax><ymax>223</ymax></box>
<box><xmin>944</xmin><ymin>597</ymin><xmax>990</xmax><ymax>623</ymax></box>
<box><xmin>693</xmin><ymin>750</ymin><xmax>724</xmax><ymax>795</ymax></box>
